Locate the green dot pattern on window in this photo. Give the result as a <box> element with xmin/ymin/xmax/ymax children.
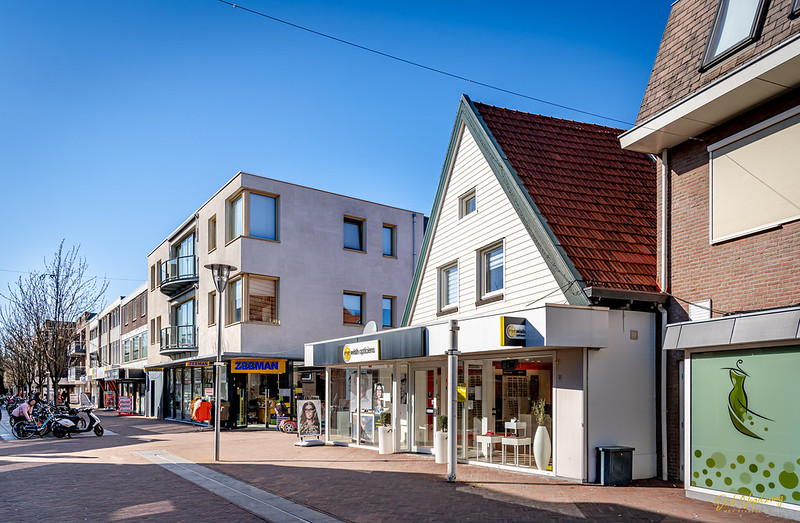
<box><xmin>691</xmin><ymin>448</ymin><xmax>800</xmax><ymax>506</ymax></box>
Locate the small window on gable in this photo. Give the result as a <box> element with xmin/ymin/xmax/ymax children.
<box><xmin>459</xmin><ymin>188</ymin><xmax>476</xmax><ymax>218</ymax></box>
<box><xmin>439</xmin><ymin>263</ymin><xmax>458</xmax><ymax>311</ymax></box>
<box><xmin>701</xmin><ymin>0</ymin><xmax>768</xmax><ymax>70</ymax></box>
<box><xmin>791</xmin><ymin>0</ymin><xmax>800</xmax><ymax>18</ymax></box>
<box><xmin>479</xmin><ymin>242</ymin><xmax>504</xmax><ymax>300</ymax></box>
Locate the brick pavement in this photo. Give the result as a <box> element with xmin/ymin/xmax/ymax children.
<box><xmin>0</xmin><ymin>411</ymin><xmax>793</xmax><ymax>522</ymax></box>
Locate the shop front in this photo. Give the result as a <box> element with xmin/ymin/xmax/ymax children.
<box><xmin>307</xmin><ymin>304</ymin><xmax>659</xmax><ymax>483</ymax></box>
<box><xmin>117</xmin><ymin>368</ymin><xmax>146</xmax><ymax>416</ymax></box>
<box><xmin>665</xmin><ymin>307</ymin><xmax>800</xmax><ymax>520</ymax></box>
<box><xmin>156</xmin><ymin>356</ymin><xmax>300</xmax><ymax>428</ymax></box>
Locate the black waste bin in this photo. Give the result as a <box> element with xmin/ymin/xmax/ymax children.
<box><xmin>596</xmin><ymin>446</ymin><xmax>634</xmax><ymax>486</ymax></box>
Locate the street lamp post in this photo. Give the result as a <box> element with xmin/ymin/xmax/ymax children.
<box><xmin>205</xmin><ymin>263</ymin><xmax>237</xmax><ymax>462</ymax></box>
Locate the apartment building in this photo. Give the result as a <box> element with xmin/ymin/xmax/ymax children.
<box><xmin>87</xmin><ymin>297</ymin><xmax>122</xmax><ymax>408</ymax></box>
<box><xmin>146</xmin><ymin>172</ymin><xmax>424</xmax><ymax>426</ymax></box>
<box><xmin>620</xmin><ymin>0</ymin><xmax>800</xmax><ymax>516</ymax></box>
<box><xmin>65</xmin><ymin>311</ymin><xmax>96</xmax><ymax>401</ymax></box>
<box><xmin>119</xmin><ymin>283</ymin><xmax>148</xmax><ymax>415</ymax></box>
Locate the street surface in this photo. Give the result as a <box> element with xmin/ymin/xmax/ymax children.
<box><xmin>0</xmin><ymin>411</ymin><xmax>790</xmax><ymax>522</ymax></box>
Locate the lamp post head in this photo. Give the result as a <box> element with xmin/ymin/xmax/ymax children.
<box><xmin>204</xmin><ymin>263</ymin><xmax>237</xmax><ymax>293</ymax></box>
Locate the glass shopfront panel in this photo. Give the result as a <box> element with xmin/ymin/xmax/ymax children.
<box><xmin>329</xmin><ymin>368</ymin><xmax>354</xmax><ymax>443</ymax></box>
<box><xmin>691</xmin><ymin>347</ymin><xmax>800</xmax><ymax>506</ymax></box>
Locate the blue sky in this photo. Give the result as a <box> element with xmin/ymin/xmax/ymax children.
<box><xmin>0</xmin><ymin>1</ymin><xmax>672</xmax><ymax>306</ymax></box>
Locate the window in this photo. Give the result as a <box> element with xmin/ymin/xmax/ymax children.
<box><xmin>247</xmin><ymin>276</ymin><xmax>278</xmax><ymax>325</ymax></box>
<box><xmin>132</xmin><ymin>336</ymin><xmax>139</xmax><ymax>360</ymax></box>
<box><xmin>792</xmin><ymin>0</ymin><xmax>800</xmax><ymax>19</ymax></box>
<box><xmin>150</xmin><ymin>319</ymin><xmax>156</xmax><ymax>344</ymax></box>
<box><xmin>440</xmin><ymin>263</ymin><xmax>459</xmax><ymax>310</ymax></box>
<box><xmin>480</xmin><ymin>243</ymin><xmax>504</xmax><ymax>298</ymax></box>
<box><xmin>382</xmin><ymin>224</ymin><xmax>396</xmax><ymax>257</ymax></box>
<box><xmin>382</xmin><ymin>296</ymin><xmax>395</xmax><ymax>328</ymax></box>
<box><xmin>208</xmin><ymin>291</ymin><xmax>216</xmax><ymax>326</ymax></box>
<box><xmin>124</xmin><ymin>305</ymin><xmax>129</xmax><ymax>325</ymax></box>
<box><xmin>141</xmin><ymin>333</ymin><xmax>148</xmax><ymax>359</ymax></box>
<box><xmin>150</xmin><ymin>264</ymin><xmax>156</xmax><ymax>291</ymax></box>
<box><xmin>132</xmin><ymin>298</ymin><xmax>138</xmax><ymax>319</ymax></box>
<box><xmin>227</xmin><ymin>191</ymin><xmax>278</xmax><ymax>242</ymax></box>
<box><xmin>249</xmin><ymin>193</ymin><xmax>277</xmax><ymax>241</ymax></box>
<box><xmin>123</xmin><ymin>339</ymin><xmax>130</xmax><ymax>362</ymax></box>
<box><xmin>343</xmin><ymin>292</ymin><xmax>364</xmax><ymax>325</ymax></box>
<box><xmin>208</xmin><ymin>214</ymin><xmax>217</xmax><ymax>252</ymax></box>
<box><xmin>701</xmin><ymin>0</ymin><xmax>767</xmax><ymax>70</ymax></box>
<box><xmin>344</xmin><ymin>217</ymin><xmax>365</xmax><ymax>251</ymax></box>
<box><xmin>156</xmin><ymin>316</ymin><xmax>161</xmax><ymax>344</ymax></box>
<box><xmin>709</xmin><ymin>108</ymin><xmax>800</xmax><ymax>243</ymax></box>
<box><xmin>141</xmin><ymin>294</ymin><xmax>146</xmax><ymax>317</ymax></box>
<box><xmin>459</xmin><ymin>188</ymin><xmax>477</xmax><ymax>218</ymax></box>
<box><xmin>228</xmin><ymin>278</ymin><xmax>243</xmax><ymax>324</ymax></box>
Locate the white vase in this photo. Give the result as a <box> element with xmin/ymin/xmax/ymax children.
<box><xmin>533</xmin><ymin>425</ymin><xmax>551</xmax><ymax>471</ymax></box>
<box><xmin>378</xmin><ymin>426</ymin><xmax>394</xmax><ymax>454</ymax></box>
<box><xmin>434</xmin><ymin>430</ymin><xmax>448</xmax><ymax>463</ymax></box>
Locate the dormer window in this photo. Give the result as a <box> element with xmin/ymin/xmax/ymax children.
<box><xmin>791</xmin><ymin>0</ymin><xmax>800</xmax><ymax>19</ymax></box>
<box><xmin>701</xmin><ymin>0</ymin><xmax>768</xmax><ymax>71</ymax></box>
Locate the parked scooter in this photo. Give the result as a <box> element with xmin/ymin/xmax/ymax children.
<box><xmin>52</xmin><ymin>394</ymin><xmax>104</xmax><ymax>438</ymax></box>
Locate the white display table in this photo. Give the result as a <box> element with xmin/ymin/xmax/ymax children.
<box><xmin>475</xmin><ymin>434</ymin><xmax>504</xmax><ymax>463</ymax></box>
<box><xmin>501</xmin><ymin>436</ymin><xmax>532</xmax><ymax>467</ymax></box>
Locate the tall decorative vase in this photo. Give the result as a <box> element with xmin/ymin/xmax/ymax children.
<box><xmin>533</xmin><ymin>425</ymin><xmax>551</xmax><ymax>471</ymax></box>
<box><xmin>434</xmin><ymin>430</ymin><xmax>448</xmax><ymax>463</ymax></box>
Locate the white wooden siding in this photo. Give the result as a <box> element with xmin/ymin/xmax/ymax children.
<box><xmin>409</xmin><ymin>125</ymin><xmax>567</xmax><ymax>326</ymax></box>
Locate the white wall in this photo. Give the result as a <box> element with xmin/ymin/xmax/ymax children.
<box><xmin>587</xmin><ymin>310</ymin><xmax>657</xmax><ymax>481</ymax></box>
<box><xmin>409</xmin><ymin>125</ymin><xmax>566</xmax><ymax>326</ymax></box>
<box><xmin>554</xmin><ymin>347</ymin><xmax>585</xmax><ymax>480</ymax></box>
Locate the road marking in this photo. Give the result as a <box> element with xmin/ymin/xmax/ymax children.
<box><xmin>137</xmin><ymin>450</ymin><xmax>341</xmax><ymax>523</ymax></box>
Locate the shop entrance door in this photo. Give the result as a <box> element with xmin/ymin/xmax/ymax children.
<box><xmin>411</xmin><ymin>366</ymin><xmax>442</xmax><ymax>452</ymax></box>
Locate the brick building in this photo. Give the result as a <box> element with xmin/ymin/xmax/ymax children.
<box><xmin>621</xmin><ymin>0</ymin><xmax>800</xmax><ymax>517</ymax></box>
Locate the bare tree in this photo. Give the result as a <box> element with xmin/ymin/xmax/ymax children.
<box><xmin>1</xmin><ymin>241</ymin><xmax>107</xmax><ymax>400</ymax></box>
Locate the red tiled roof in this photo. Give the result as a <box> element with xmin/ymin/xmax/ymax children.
<box><xmin>473</xmin><ymin>102</ymin><xmax>658</xmax><ymax>292</ymax></box>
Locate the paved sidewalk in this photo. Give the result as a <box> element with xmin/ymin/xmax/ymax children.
<box><xmin>0</xmin><ymin>411</ymin><xmax>792</xmax><ymax>522</ymax></box>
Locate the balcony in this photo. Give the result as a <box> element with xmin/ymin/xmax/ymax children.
<box><xmin>68</xmin><ymin>342</ymin><xmax>86</xmax><ymax>356</ymax></box>
<box><xmin>160</xmin><ymin>325</ymin><xmax>198</xmax><ymax>355</ymax></box>
<box><xmin>68</xmin><ymin>366</ymin><xmax>86</xmax><ymax>382</ymax></box>
<box><xmin>159</xmin><ymin>255</ymin><xmax>198</xmax><ymax>297</ymax></box>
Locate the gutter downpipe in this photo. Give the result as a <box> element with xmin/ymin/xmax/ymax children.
<box><xmin>446</xmin><ymin>320</ymin><xmax>460</xmax><ymax>483</ymax></box>
<box><xmin>412</xmin><ymin>213</ymin><xmax>418</xmax><ymax>277</ymax></box>
<box><xmin>659</xmin><ymin>148</ymin><xmax>669</xmax><ymax>481</ymax></box>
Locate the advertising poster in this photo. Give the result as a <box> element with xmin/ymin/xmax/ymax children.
<box><xmin>691</xmin><ymin>347</ymin><xmax>800</xmax><ymax>508</ymax></box>
<box><xmin>298</xmin><ymin>399</ymin><xmax>322</xmax><ymax>437</ymax></box>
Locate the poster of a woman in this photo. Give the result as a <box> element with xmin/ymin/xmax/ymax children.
<box><xmin>299</xmin><ymin>399</ymin><xmax>322</xmax><ymax>437</ymax></box>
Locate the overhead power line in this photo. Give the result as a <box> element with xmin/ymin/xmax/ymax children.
<box><xmin>218</xmin><ymin>1</ymin><xmax>642</xmax><ymax>128</ymax></box>
<box><xmin>0</xmin><ymin>268</ymin><xmax>141</xmax><ymax>283</ymax></box>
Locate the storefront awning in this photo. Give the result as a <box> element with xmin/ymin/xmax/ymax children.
<box><xmin>664</xmin><ymin>306</ymin><xmax>800</xmax><ymax>350</ymax></box>
<box><xmin>305</xmin><ymin>326</ymin><xmax>427</xmax><ymax>366</ymax></box>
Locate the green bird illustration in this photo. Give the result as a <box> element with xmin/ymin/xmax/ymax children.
<box><xmin>724</xmin><ymin>359</ymin><xmax>772</xmax><ymax>440</ymax></box>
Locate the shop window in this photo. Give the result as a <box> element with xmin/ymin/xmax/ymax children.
<box><xmin>343</xmin><ymin>292</ymin><xmax>364</xmax><ymax>325</ymax></box>
<box><xmin>439</xmin><ymin>263</ymin><xmax>458</xmax><ymax>312</ymax></box>
<box><xmin>709</xmin><ymin>109</ymin><xmax>800</xmax><ymax>243</ymax></box>
<box><xmin>344</xmin><ymin>217</ymin><xmax>365</xmax><ymax>251</ymax></box>
<box><xmin>701</xmin><ymin>0</ymin><xmax>768</xmax><ymax>71</ymax></box>
<box><xmin>329</xmin><ymin>368</ymin><xmax>356</xmax><ymax>444</ymax></box>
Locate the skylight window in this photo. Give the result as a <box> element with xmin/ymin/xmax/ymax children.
<box><xmin>701</xmin><ymin>0</ymin><xmax>768</xmax><ymax>70</ymax></box>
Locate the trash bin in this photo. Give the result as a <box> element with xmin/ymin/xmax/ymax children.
<box><xmin>596</xmin><ymin>446</ymin><xmax>634</xmax><ymax>486</ymax></box>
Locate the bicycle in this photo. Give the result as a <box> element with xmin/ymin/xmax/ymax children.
<box><xmin>12</xmin><ymin>410</ymin><xmax>60</xmax><ymax>439</ymax></box>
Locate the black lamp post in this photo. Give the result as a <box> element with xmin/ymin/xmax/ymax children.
<box><xmin>204</xmin><ymin>262</ymin><xmax>237</xmax><ymax>462</ymax></box>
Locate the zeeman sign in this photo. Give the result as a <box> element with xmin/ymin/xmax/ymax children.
<box><xmin>231</xmin><ymin>359</ymin><xmax>286</xmax><ymax>374</ymax></box>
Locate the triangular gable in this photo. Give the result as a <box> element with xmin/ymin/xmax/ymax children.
<box><xmin>402</xmin><ymin>95</ymin><xmax>589</xmax><ymax>326</ymax></box>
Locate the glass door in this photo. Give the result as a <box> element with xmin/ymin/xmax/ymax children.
<box><xmin>412</xmin><ymin>366</ymin><xmax>442</xmax><ymax>451</ymax></box>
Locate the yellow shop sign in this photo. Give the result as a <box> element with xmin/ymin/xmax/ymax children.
<box><xmin>232</xmin><ymin>359</ymin><xmax>286</xmax><ymax>373</ymax></box>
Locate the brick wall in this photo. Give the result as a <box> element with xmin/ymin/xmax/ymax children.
<box><xmin>637</xmin><ymin>0</ymin><xmax>800</xmax><ymax>123</ymax></box>
<box><xmin>660</xmin><ymin>89</ymin><xmax>800</xmax><ymax>482</ymax></box>
<box><xmin>121</xmin><ymin>291</ymin><xmax>148</xmax><ymax>336</ymax></box>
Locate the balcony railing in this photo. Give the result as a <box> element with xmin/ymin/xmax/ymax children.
<box><xmin>159</xmin><ymin>255</ymin><xmax>198</xmax><ymax>297</ymax></box>
<box><xmin>160</xmin><ymin>325</ymin><xmax>198</xmax><ymax>355</ymax></box>
<box><xmin>68</xmin><ymin>366</ymin><xmax>86</xmax><ymax>381</ymax></box>
<box><xmin>68</xmin><ymin>342</ymin><xmax>86</xmax><ymax>355</ymax></box>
